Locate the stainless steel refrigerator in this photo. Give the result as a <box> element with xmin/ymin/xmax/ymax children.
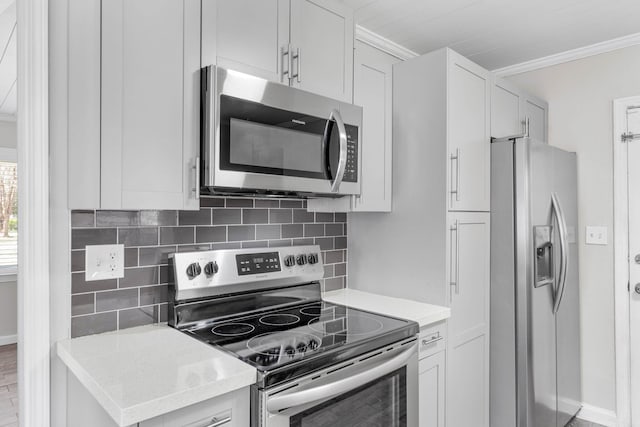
<box><xmin>491</xmin><ymin>137</ymin><xmax>581</xmax><ymax>427</ymax></box>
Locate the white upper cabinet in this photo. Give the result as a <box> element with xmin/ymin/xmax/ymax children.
<box><xmin>101</xmin><ymin>0</ymin><xmax>201</xmax><ymax>210</ymax></box>
<box><xmin>289</xmin><ymin>0</ymin><xmax>354</xmax><ymax>102</ymax></box>
<box><xmin>69</xmin><ymin>0</ymin><xmax>201</xmax><ymax>210</ymax></box>
<box><xmin>204</xmin><ymin>0</ymin><xmax>290</xmax><ymax>83</ymax></box>
<box><xmin>205</xmin><ymin>0</ymin><xmax>354</xmax><ymax>102</ymax></box>
<box><xmin>351</xmin><ymin>41</ymin><xmax>399</xmax><ymax>212</ymax></box>
<box><xmin>447</xmin><ymin>51</ymin><xmax>491</xmax><ymax>212</ymax></box>
<box><xmin>491</xmin><ymin>76</ymin><xmax>548</xmax><ymax>142</ymax></box>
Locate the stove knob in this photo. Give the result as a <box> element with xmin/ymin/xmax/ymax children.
<box><xmin>296</xmin><ymin>342</ymin><xmax>308</xmax><ymax>353</ymax></box>
<box><xmin>307</xmin><ymin>253</ymin><xmax>319</xmax><ymax>265</ymax></box>
<box><xmin>296</xmin><ymin>254</ymin><xmax>307</xmax><ymax>266</ymax></box>
<box><xmin>204</xmin><ymin>261</ymin><xmax>219</xmax><ymax>277</ymax></box>
<box><xmin>308</xmin><ymin>339</ymin><xmax>319</xmax><ymax>350</ymax></box>
<box><xmin>186</xmin><ymin>262</ymin><xmax>201</xmax><ymax>279</ymax></box>
<box><xmin>284</xmin><ymin>255</ymin><xmax>296</xmax><ymax>267</ymax></box>
<box><xmin>284</xmin><ymin>346</ymin><xmax>296</xmax><ymax>358</ymax></box>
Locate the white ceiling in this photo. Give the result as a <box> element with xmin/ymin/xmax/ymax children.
<box><xmin>0</xmin><ymin>0</ymin><xmax>15</xmax><ymax>118</ymax></box>
<box><xmin>344</xmin><ymin>0</ymin><xmax>640</xmax><ymax>70</ymax></box>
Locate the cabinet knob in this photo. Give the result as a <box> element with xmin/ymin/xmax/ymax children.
<box><xmin>635</xmin><ymin>283</ymin><xmax>640</xmax><ymax>295</ymax></box>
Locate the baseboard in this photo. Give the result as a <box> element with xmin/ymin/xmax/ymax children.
<box><xmin>0</xmin><ymin>334</ymin><xmax>16</xmax><ymax>346</ymax></box>
<box><xmin>578</xmin><ymin>403</ymin><xmax>618</xmax><ymax>427</ymax></box>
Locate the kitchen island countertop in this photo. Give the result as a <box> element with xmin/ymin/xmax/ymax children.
<box><xmin>57</xmin><ymin>324</ymin><xmax>256</xmax><ymax>427</ymax></box>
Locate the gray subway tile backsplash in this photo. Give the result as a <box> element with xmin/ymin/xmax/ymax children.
<box><xmin>159</xmin><ymin>227</ymin><xmax>194</xmax><ymax>245</ymax></box>
<box><xmin>118</xmin><ymin>227</ymin><xmax>159</xmax><ymax>247</ymax></box>
<box><xmin>69</xmin><ymin>196</ymin><xmax>347</xmax><ymax>338</ymax></box>
<box><xmin>71</xmin><ymin>312</ymin><xmax>117</xmax><ymax>337</ymax></box>
<box><xmin>119</xmin><ymin>306</ymin><xmax>158</xmax><ymax>329</ymax></box>
<box><xmin>95</xmin><ymin>288</ymin><xmax>139</xmax><ymax>312</ymax></box>
<box><xmin>119</xmin><ymin>266</ymin><xmax>160</xmax><ymax>288</ymax></box>
<box><xmin>72</xmin><ymin>228</ymin><xmax>117</xmax><ymax>249</ymax></box>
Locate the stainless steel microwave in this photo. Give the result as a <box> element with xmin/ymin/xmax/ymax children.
<box><xmin>201</xmin><ymin>66</ymin><xmax>362</xmax><ymax>197</ymax></box>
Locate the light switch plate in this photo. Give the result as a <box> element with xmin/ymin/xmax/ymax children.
<box><xmin>85</xmin><ymin>244</ymin><xmax>125</xmax><ymax>281</ymax></box>
<box><xmin>585</xmin><ymin>226</ymin><xmax>608</xmax><ymax>245</ymax></box>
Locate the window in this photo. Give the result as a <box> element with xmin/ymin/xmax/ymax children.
<box><xmin>0</xmin><ymin>147</ymin><xmax>17</xmax><ymax>279</ymax></box>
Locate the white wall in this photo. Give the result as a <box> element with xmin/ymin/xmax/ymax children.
<box><xmin>0</xmin><ymin>120</ymin><xmax>16</xmax><ymax>343</ymax></box>
<box><xmin>508</xmin><ymin>44</ymin><xmax>640</xmax><ymax>413</ymax></box>
<box><xmin>0</xmin><ymin>120</ymin><xmax>16</xmax><ymax>148</ymax></box>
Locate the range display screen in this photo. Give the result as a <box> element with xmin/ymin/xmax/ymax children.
<box><xmin>236</xmin><ymin>252</ymin><xmax>281</xmax><ymax>276</ymax></box>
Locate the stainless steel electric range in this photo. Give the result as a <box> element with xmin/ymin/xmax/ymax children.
<box><xmin>168</xmin><ymin>245</ymin><xmax>419</xmax><ymax>427</ymax></box>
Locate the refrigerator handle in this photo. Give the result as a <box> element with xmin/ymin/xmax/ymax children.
<box><xmin>551</xmin><ymin>192</ymin><xmax>569</xmax><ymax>314</ymax></box>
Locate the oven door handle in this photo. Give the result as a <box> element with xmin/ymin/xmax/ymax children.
<box><xmin>266</xmin><ymin>343</ymin><xmax>417</xmax><ymax>414</ymax></box>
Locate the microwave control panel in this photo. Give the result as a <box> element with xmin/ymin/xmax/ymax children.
<box><xmin>344</xmin><ymin>124</ymin><xmax>359</xmax><ymax>183</ymax></box>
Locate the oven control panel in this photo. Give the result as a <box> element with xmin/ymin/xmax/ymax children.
<box><xmin>236</xmin><ymin>252</ymin><xmax>281</xmax><ymax>276</ymax></box>
<box><xmin>170</xmin><ymin>245</ymin><xmax>324</xmax><ymax>300</ymax></box>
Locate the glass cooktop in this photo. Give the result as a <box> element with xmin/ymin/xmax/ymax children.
<box><xmin>185</xmin><ymin>300</ymin><xmax>417</xmax><ymax>373</ymax></box>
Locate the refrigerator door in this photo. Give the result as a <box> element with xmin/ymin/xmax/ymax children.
<box><xmin>551</xmin><ymin>148</ymin><xmax>582</xmax><ymax>426</ymax></box>
<box><xmin>521</xmin><ymin>140</ymin><xmax>558</xmax><ymax>427</ymax></box>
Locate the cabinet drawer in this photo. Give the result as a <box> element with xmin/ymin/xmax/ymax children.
<box><xmin>419</xmin><ymin>321</ymin><xmax>446</xmax><ymax>359</ymax></box>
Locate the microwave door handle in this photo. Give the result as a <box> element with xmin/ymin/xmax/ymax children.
<box><xmin>266</xmin><ymin>343</ymin><xmax>417</xmax><ymax>414</ymax></box>
<box><xmin>321</xmin><ymin>118</ymin><xmax>334</xmax><ymax>181</ymax></box>
<box><xmin>329</xmin><ymin>109</ymin><xmax>348</xmax><ymax>193</ymax></box>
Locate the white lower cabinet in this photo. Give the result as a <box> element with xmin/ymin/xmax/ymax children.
<box><xmin>140</xmin><ymin>388</ymin><xmax>249</xmax><ymax>427</ymax></box>
<box><xmin>418</xmin><ymin>322</ymin><xmax>446</xmax><ymax>427</ymax></box>
<box><xmin>446</xmin><ymin>212</ymin><xmax>490</xmax><ymax>427</ymax></box>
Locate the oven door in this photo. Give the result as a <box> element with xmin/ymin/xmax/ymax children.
<box><xmin>202</xmin><ymin>65</ymin><xmax>361</xmax><ymax>196</ymax></box>
<box><xmin>256</xmin><ymin>341</ymin><xmax>418</xmax><ymax>427</ymax></box>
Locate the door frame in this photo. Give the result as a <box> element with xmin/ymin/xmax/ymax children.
<box><xmin>612</xmin><ymin>95</ymin><xmax>640</xmax><ymax>427</ymax></box>
<box><xmin>17</xmin><ymin>0</ymin><xmax>51</xmax><ymax>425</ymax></box>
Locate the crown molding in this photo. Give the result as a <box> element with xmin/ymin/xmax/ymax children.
<box><xmin>355</xmin><ymin>25</ymin><xmax>419</xmax><ymax>61</ymax></box>
<box><xmin>494</xmin><ymin>31</ymin><xmax>640</xmax><ymax>77</ymax></box>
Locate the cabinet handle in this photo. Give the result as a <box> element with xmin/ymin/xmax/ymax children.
<box><xmin>450</xmin><ymin>149</ymin><xmax>460</xmax><ymax>202</ymax></box>
<box><xmin>192</xmin><ymin>156</ymin><xmax>200</xmax><ymax>200</ymax></box>
<box><xmin>422</xmin><ymin>335</ymin><xmax>443</xmax><ymax>346</ymax></box>
<box><xmin>203</xmin><ymin>414</ymin><xmax>231</xmax><ymax>427</ymax></box>
<box><xmin>281</xmin><ymin>46</ymin><xmax>290</xmax><ymax>83</ymax></box>
<box><xmin>450</xmin><ymin>221</ymin><xmax>460</xmax><ymax>295</ymax></box>
<box><xmin>291</xmin><ymin>47</ymin><xmax>301</xmax><ymax>83</ymax></box>
<box><xmin>522</xmin><ymin>117</ymin><xmax>530</xmax><ymax>138</ymax></box>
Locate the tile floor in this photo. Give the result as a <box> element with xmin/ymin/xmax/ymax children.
<box><xmin>0</xmin><ymin>344</ymin><xmax>17</xmax><ymax>427</ymax></box>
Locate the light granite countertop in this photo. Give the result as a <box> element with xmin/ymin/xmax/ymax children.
<box><xmin>56</xmin><ymin>324</ymin><xmax>256</xmax><ymax>427</ymax></box>
<box><xmin>323</xmin><ymin>288</ymin><xmax>451</xmax><ymax>328</ymax></box>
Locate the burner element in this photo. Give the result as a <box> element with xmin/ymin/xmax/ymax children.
<box><xmin>299</xmin><ymin>305</ymin><xmax>321</xmax><ymax>316</ymax></box>
<box><xmin>259</xmin><ymin>313</ymin><xmax>300</xmax><ymax>326</ymax></box>
<box><xmin>211</xmin><ymin>322</ymin><xmax>255</xmax><ymax>337</ymax></box>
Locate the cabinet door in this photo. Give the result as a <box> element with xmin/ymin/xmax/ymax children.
<box><xmin>351</xmin><ymin>41</ymin><xmax>399</xmax><ymax>212</ymax></box>
<box><xmin>419</xmin><ymin>351</ymin><xmax>446</xmax><ymax>427</ymax></box>
<box><xmin>101</xmin><ymin>0</ymin><xmax>200</xmax><ymax>210</ymax></box>
<box><xmin>204</xmin><ymin>0</ymin><xmax>290</xmax><ymax>83</ymax></box>
<box><xmin>447</xmin><ymin>52</ymin><xmax>491</xmax><ymax>212</ymax></box>
<box><xmin>290</xmin><ymin>0</ymin><xmax>354</xmax><ymax>102</ymax></box>
<box><xmin>491</xmin><ymin>76</ymin><xmax>523</xmax><ymax>139</ymax></box>
<box><xmin>447</xmin><ymin>212</ymin><xmax>490</xmax><ymax>427</ymax></box>
<box><xmin>523</xmin><ymin>94</ymin><xmax>548</xmax><ymax>143</ymax></box>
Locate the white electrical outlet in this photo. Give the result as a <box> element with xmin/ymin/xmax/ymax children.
<box><xmin>585</xmin><ymin>226</ymin><xmax>608</xmax><ymax>245</ymax></box>
<box><xmin>85</xmin><ymin>244</ymin><xmax>125</xmax><ymax>281</ymax></box>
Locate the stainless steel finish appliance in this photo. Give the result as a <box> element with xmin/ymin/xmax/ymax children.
<box><xmin>490</xmin><ymin>138</ymin><xmax>581</xmax><ymax>427</ymax></box>
<box><xmin>168</xmin><ymin>245</ymin><xmax>419</xmax><ymax>427</ymax></box>
<box><xmin>201</xmin><ymin>66</ymin><xmax>363</xmax><ymax>197</ymax></box>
